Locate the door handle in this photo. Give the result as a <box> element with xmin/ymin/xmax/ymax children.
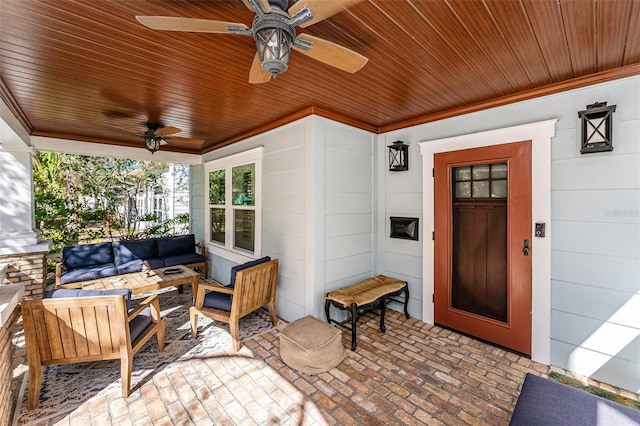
<box><xmin>523</xmin><ymin>239</ymin><xmax>529</xmax><ymax>256</ymax></box>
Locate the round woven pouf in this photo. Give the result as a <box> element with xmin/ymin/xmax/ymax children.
<box><xmin>279</xmin><ymin>315</ymin><xmax>344</xmax><ymax>375</ymax></box>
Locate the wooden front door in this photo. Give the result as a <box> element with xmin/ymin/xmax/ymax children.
<box><xmin>434</xmin><ymin>141</ymin><xmax>532</xmax><ymax>355</ymax></box>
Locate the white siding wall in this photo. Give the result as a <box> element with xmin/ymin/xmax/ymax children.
<box><xmin>323</xmin><ymin>121</ymin><xmax>375</xmax><ymax>320</ymax></box>
<box><xmin>192</xmin><ymin>117</ymin><xmax>375</xmax><ymax>322</ymax></box>
<box><xmin>376</xmin><ymin>138</ymin><xmax>424</xmax><ymax>318</ymax></box>
<box><xmin>380</xmin><ymin>75</ymin><xmax>640</xmax><ymax>393</ymax></box>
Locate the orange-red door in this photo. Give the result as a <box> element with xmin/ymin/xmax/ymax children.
<box><xmin>434</xmin><ymin>141</ymin><xmax>532</xmax><ymax>355</ymax></box>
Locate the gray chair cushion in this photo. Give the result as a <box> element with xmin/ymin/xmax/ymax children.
<box><xmin>203</xmin><ymin>292</ymin><xmax>232</xmax><ymax>311</ymax></box>
<box><xmin>229</xmin><ymin>256</ymin><xmax>270</xmax><ymax>288</ymax></box>
<box><xmin>128</xmin><ymin>307</ymin><xmax>153</xmax><ymax>342</ymax></box>
<box><xmin>510</xmin><ymin>373</ymin><xmax>640</xmax><ymax>425</ymax></box>
<box><xmin>44</xmin><ymin>288</ymin><xmax>133</xmax><ymax>311</ymax></box>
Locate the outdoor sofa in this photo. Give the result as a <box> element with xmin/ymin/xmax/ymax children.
<box><xmin>55</xmin><ymin>234</ymin><xmax>207</xmax><ymax>285</ymax></box>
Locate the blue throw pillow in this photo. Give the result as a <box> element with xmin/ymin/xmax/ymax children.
<box><xmin>113</xmin><ymin>239</ymin><xmax>156</xmax><ymax>265</ymax></box>
<box><xmin>229</xmin><ymin>256</ymin><xmax>271</xmax><ymax>288</ymax></box>
<box><xmin>63</xmin><ymin>242</ymin><xmax>114</xmax><ymax>270</ymax></box>
<box><xmin>156</xmin><ymin>234</ymin><xmax>196</xmax><ymax>257</ymax></box>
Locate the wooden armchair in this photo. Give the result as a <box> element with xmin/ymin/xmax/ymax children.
<box><xmin>190</xmin><ymin>259</ymin><xmax>278</xmax><ymax>351</ymax></box>
<box><xmin>21</xmin><ymin>290</ymin><xmax>165</xmax><ymax>409</ymax></box>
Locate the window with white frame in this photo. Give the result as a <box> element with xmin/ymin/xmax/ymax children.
<box><xmin>205</xmin><ymin>147</ymin><xmax>262</xmax><ymax>261</ymax></box>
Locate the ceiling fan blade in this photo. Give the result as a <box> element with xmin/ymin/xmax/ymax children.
<box><xmin>171</xmin><ymin>136</ymin><xmax>205</xmax><ymax>144</ymax></box>
<box><xmin>156</xmin><ymin>126</ymin><xmax>181</xmax><ymax>136</ymax></box>
<box><xmin>289</xmin><ymin>0</ymin><xmax>364</xmax><ymax>28</ymax></box>
<box><xmin>294</xmin><ymin>33</ymin><xmax>368</xmax><ymax>73</ymax></box>
<box><xmin>241</xmin><ymin>0</ymin><xmax>271</xmax><ymax>13</ymax></box>
<box><xmin>160</xmin><ymin>139</ymin><xmax>168</xmax><ymax>145</ymax></box>
<box><xmin>135</xmin><ymin>16</ymin><xmax>248</xmax><ymax>33</ymax></box>
<box><xmin>249</xmin><ymin>52</ymin><xmax>272</xmax><ymax>84</ymax></box>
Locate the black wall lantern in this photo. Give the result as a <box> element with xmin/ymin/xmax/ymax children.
<box><xmin>578</xmin><ymin>101</ymin><xmax>616</xmax><ymax>154</ymax></box>
<box><xmin>388</xmin><ymin>140</ymin><xmax>409</xmax><ymax>171</ymax></box>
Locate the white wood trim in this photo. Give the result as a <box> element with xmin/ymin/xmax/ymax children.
<box><xmin>419</xmin><ymin>119</ymin><xmax>556</xmax><ymax>365</ymax></box>
<box><xmin>204</xmin><ymin>147</ymin><xmax>264</xmax><ymax>261</ymax></box>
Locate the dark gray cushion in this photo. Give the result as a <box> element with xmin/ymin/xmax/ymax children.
<box><xmin>156</xmin><ymin>234</ymin><xmax>196</xmax><ymax>258</ymax></box>
<box><xmin>59</xmin><ymin>263</ymin><xmax>118</xmax><ymax>285</ymax></box>
<box><xmin>162</xmin><ymin>253</ymin><xmax>207</xmax><ymax>268</ymax></box>
<box><xmin>128</xmin><ymin>307</ymin><xmax>153</xmax><ymax>342</ymax></box>
<box><xmin>203</xmin><ymin>292</ymin><xmax>232</xmax><ymax>311</ymax></box>
<box><xmin>44</xmin><ymin>288</ymin><xmax>132</xmax><ymax>311</ymax></box>
<box><xmin>510</xmin><ymin>373</ymin><xmax>640</xmax><ymax>425</ymax></box>
<box><xmin>229</xmin><ymin>256</ymin><xmax>271</xmax><ymax>288</ymax></box>
<box><xmin>113</xmin><ymin>239</ymin><xmax>156</xmax><ymax>266</ymax></box>
<box><xmin>116</xmin><ymin>259</ymin><xmax>143</xmax><ymax>275</ymax></box>
<box><xmin>145</xmin><ymin>257</ymin><xmax>165</xmax><ymax>269</ymax></box>
<box><xmin>62</xmin><ymin>242</ymin><xmax>114</xmax><ymax>270</ymax></box>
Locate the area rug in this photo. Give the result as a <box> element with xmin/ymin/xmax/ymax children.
<box><xmin>15</xmin><ymin>284</ymin><xmax>282</xmax><ymax>425</ymax></box>
<box><xmin>549</xmin><ymin>371</ymin><xmax>640</xmax><ymax>411</ymax></box>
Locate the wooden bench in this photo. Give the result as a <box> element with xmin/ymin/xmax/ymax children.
<box><xmin>324</xmin><ymin>275</ymin><xmax>409</xmax><ymax>350</ymax></box>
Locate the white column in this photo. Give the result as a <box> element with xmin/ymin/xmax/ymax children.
<box><xmin>0</xmin><ymin>103</ymin><xmax>51</xmax><ymax>254</ymax></box>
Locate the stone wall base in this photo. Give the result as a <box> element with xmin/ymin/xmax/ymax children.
<box><xmin>0</xmin><ymin>252</ymin><xmax>46</xmax><ymax>299</ymax></box>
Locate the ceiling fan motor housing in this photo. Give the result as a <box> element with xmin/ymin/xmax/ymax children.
<box><xmin>252</xmin><ymin>7</ymin><xmax>295</xmax><ymax>77</ymax></box>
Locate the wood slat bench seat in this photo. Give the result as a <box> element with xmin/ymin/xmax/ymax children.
<box><xmin>324</xmin><ymin>275</ymin><xmax>409</xmax><ymax>350</ymax></box>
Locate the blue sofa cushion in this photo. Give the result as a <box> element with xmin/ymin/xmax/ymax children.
<box><xmin>510</xmin><ymin>373</ymin><xmax>640</xmax><ymax>425</ymax></box>
<box><xmin>145</xmin><ymin>257</ymin><xmax>165</xmax><ymax>269</ymax></box>
<box><xmin>128</xmin><ymin>307</ymin><xmax>153</xmax><ymax>342</ymax></box>
<box><xmin>203</xmin><ymin>292</ymin><xmax>232</xmax><ymax>311</ymax></box>
<box><xmin>162</xmin><ymin>253</ymin><xmax>207</xmax><ymax>268</ymax></box>
<box><xmin>116</xmin><ymin>260</ymin><xmax>144</xmax><ymax>275</ymax></box>
<box><xmin>113</xmin><ymin>239</ymin><xmax>156</xmax><ymax>266</ymax></box>
<box><xmin>156</xmin><ymin>234</ymin><xmax>196</xmax><ymax>258</ymax></box>
<box><xmin>59</xmin><ymin>263</ymin><xmax>118</xmax><ymax>285</ymax></box>
<box><xmin>44</xmin><ymin>288</ymin><xmax>132</xmax><ymax>311</ymax></box>
<box><xmin>63</xmin><ymin>242</ymin><xmax>114</xmax><ymax>270</ymax></box>
<box><xmin>229</xmin><ymin>256</ymin><xmax>271</xmax><ymax>288</ymax></box>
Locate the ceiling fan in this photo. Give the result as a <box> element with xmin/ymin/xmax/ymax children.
<box><xmin>136</xmin><ymin>0</ymin><xmax>368</xmax><ymax>83</ymax></box>
<box><xmin>138</xmin><ymin>122</ymin><xmax>204</xmax><ymax>154</ymax></box>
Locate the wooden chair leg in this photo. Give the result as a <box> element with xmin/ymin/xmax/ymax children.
<box><xmin>189</xmin><ymin>307</ymin><xmax>199</xmax><ymax>337</ymax></box>
<box><xmin>27</xmin><ymin>363</ymin><xmax>44</xmax><ymax>410</ymax></box>
<box><xmin>121</xmin><ymin>350</ymin><xmax>133</xmax><ymax>398</ymax></box>
<box><xmin>157</xmin><ymin>319</ymin><xmax>166</xmax><ymax>351</ymax></box>
<box><xmin>230</xmin><ymin>320</ymin><xmax>240</xmax><ymax>351</ymax></box>
<box><xmin>268</xmin><ymin>300</ymin><xmax>277</xmax><ymax>326</ymax></box>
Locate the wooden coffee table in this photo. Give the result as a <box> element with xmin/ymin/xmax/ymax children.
<box><xmin>59</xmin><ymin>265</ymin><xmax>200</xmax><ymax>297</ymax></box>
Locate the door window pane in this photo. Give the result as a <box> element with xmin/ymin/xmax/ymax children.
<box><xmin>491</xmin><ymin>163</ymin><xmax>508</xmax><ymax>179</ymax></box>
<box><xmin>210</xmin><ymin>208</ymin><xmax>225</xmax><ymax>244</ymax></box>
<box><xmin>209</xmin><ymin>170</ymin><xmax>225</xmax><ymax>205</ymax></box>
<box><xmin>472</xmin><ymin>181</ymin><xmax>490</xmax><ymax>198</ymax></box>
<box><xmin>234</xmin><ymin>210</ymin><xmax>255</xmax><ymax>252</ymax></box>
<box><xmin>456</xmin><ymin>182</ymin><xmax>471</xmax><ymax>198</ymax></box>
<box><xmin>232</xmin><ymin>164</ymin><xmax>255</xmax><ymax>206</ymax></box>
<box><xmin>472</xmin><ymin>164</ymin><xmax>490</xmax><ymax>180</ymax></box>
<box><xmin>491</xmin><ymin>180</ymin><xmax>507</xmax><ymax>198</ymax></box>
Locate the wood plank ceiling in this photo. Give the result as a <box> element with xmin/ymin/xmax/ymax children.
<box><xmin>1</xmin><ymin>0</ymin><xmax>639</xmax><ymax>155</ymax></box>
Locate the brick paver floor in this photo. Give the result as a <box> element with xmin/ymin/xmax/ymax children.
<box><xmin>12</xmin><ymin>308</ymin><xmax>640</xmax><ymax>425</ymax></box>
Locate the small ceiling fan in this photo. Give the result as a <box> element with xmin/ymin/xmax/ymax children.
<box><xmin>136</xmin><ymin>0</ymin><xmax>368</xmax><ymax>83</ymax></box>
<box><xmin>137</xmin><ymin>122</ymin><xmax>204</xmax><ymax>154</ymax></box>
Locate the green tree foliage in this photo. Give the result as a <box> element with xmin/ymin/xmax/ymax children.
<box><xmin>34</xmin><ymin>152</ymin><xmax>186</xmax><ymax>252</ymax></box>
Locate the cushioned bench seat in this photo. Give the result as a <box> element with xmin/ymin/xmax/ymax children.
<box><xmin>325</xmin><ymin>275</ymin><xmax>410</xmax><ymax>350</ymax></box>
<box><xmin>510</xmin><ymin>373</ymin><xmax>640</xmax><ymax>425</ymax></box>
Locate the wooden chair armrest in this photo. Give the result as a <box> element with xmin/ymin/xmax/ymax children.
<box><xmin>128</xmin><ymin>295</ymin><xmax>160</xmax><ymax>321</ymax></box>
<box><xmin>55</xmin><ymin>262</ymin><xmax>63</xmax><ymax>286</ymax></box>
<box><xmin>199</xmin><ymin>282</ymin><xmax>234</xmax><ymax>294</ymax></box>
